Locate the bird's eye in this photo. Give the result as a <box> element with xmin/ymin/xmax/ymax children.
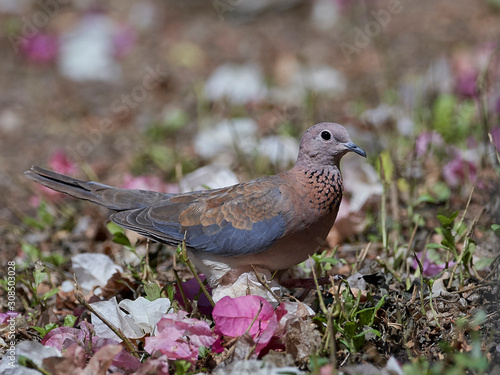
<box><xmin>320</xmin><ymin>130</ymin><xmax>331</xmax><ymax>141</ymax></box>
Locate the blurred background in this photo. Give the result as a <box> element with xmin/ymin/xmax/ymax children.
<box><xmin>1</xmin><ymin>2</ymin><xmax>500</xmax><ymax>369</ymax></box>
<box><xmin>0</xmin><ymin>0</ymin><xmax>499</xmax><ymax>248</ymax></box>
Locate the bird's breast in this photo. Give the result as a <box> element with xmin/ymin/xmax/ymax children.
<box><xmin>302</xmin><ymin>167</ymin><xmax>343</xmax><ymax>214</ymax></box>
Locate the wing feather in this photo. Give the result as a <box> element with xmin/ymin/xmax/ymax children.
<box><xmin>110</xmin><ymin>177</ymin><xmax>287</xmax><ymax>256</ymax></box>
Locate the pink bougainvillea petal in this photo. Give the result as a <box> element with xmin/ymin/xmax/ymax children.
<box><xmin>213</xmin><ymin>295</ymin><xmax>278</xmax><ymax>354</ymax></box>
<box><xmin>41</xmin><ymin>326</ymin><xmax>80</xmax><ymax>351</ymax></box>
<box><xmin>48</xmin><ymin>150</ymin><xmax>78</xmax><ymax>175</ymax></box>
<box><xmin>144</xmin><ymin>311</ymin><xmax>217</xmax><ymax>364</ymax></box>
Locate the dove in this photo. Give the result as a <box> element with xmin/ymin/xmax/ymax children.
<box><xmin>25</xmin><ymin>122</ymin><xmax>366</xmax><ymax>286</ymax></box>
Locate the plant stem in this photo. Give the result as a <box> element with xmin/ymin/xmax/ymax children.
<box><xmin>180</xmin><ymin>240</ymin><xmax>215</xmax><ymax>307</ymax></box>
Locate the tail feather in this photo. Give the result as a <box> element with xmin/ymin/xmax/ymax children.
<box><xmin>25</xmin><ymin>166</ymin><xmax>169</xmax><ymax>211</ymax></box>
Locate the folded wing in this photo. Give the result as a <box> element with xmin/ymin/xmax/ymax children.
<box><xmin>111</xmin><ymin>178</ymin><xmax>287</xmax><ymax>256</ymax></box>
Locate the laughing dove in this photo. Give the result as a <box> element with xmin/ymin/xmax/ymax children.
<box><xmin>25</xmin><ymin>122</ymin><xmax>366</xmax><ymax>286</ymax></box>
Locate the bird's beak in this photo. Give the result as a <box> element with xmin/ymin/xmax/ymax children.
<box><xmin>344</xmin><ymin>141</ymin><xmax>367</xmax><ymax>158</ymax></box>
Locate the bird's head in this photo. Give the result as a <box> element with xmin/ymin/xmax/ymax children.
<box><xmin>296</xmin><ymin>122</ymin><xmax>366</xmax><ymax>168</ymax></box>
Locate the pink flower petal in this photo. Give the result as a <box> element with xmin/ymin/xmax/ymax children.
<box><xmin>113</xmin><ymin>24</ymin><xmax>136</xmax><ymax>58</ymax></box>
<box><xmin>442</xmin><ymin>153</ymin><xmax>477</xmax><ymax>187</ymax></box>
<box><xmin>145</xmin><ymin>311</ymin><xmax>217</xmax><ymax>364</ymax></box>
<box><xmin>20</xmin><ymin>33</ymin><xmax>58</xmax><ymax>63</ymax></box>
<box><xmin>415</xmin><ymin>131</ymin><xmax>443</xmax><ymax>157</ymax></box>
<box><xmin>41</xmin><ymin>326</ymin><xmax>80</xmax><ymax>351</ymax></box>
<box><xmin>0</xmin><ymin>311</ymin><xmax>18</xmax><ymax>325</ymax></box>
<box><xmin>120</xmin><ymin>173</ymin><xmax>179</xmax><ymax>193</ymax></box>
<box><xmin>48</xmin><ymin>150</ymin><xmax>77</xmax><ymax>175</ymax></box>
<box><xmin>213</xmin><ymin>295</ymin><xmax>278</xmax><ymax>354</ymax></box>
<box><xmin>412</xmin><ymin>252</ymin><xmax>456</xmax><ymax>277</ymax></box>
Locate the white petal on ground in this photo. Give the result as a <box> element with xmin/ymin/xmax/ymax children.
<box><xmin>342</xmin><ymin>157</ymin><xmax>383</xmax><ymax>212</ymax></box>
<box><xmin>179</xmin><ymin>164</ymin><xmax>240</xmax><ymax>193</ymax></box>
<box><xmin>194</xmin><ymin>118</ymin><xmax>258</xmax><ymax>160</ymax></box>
<box><xmin>310</xmin><ymin>0</ymin><xmax>340</xmax><ymax>30</ymax></box>
<box><xmin>59</xmin><ymin>14</ymin><xmax>121</xmax><ymax>82</ymax></box>
<box><xmin>72</xmin><ymin>253</ymin><xmax>123</xmax><ymax>293</ymax></box>
<box><xmin>214</xmin><ymin>359</ymin><xmax>305</xmax><ymax>375</ymax></box>
<box><xmin>90</xmin><ymin>297</ymin><xmax>144</xmax><ymax>341</ymax></box>
<box><xmin>211</xmin><ymin>270</ymin><xmax>282</xmax><ymax>306</ymax></box>
<box><xmin>118</xmin><ymin>297</ymin><xmax>172</xmax><ymax>334</ymax></box>
<box><xmin>347</xmin><ymin>272</ymin><xmax>367</xmax><ymax>290</ymax></box>
<box><xmin>271</xmin><ymin>65</ymin><xmax>346</xmax><ymax>104</ymax></box>
<box><xmin>204</xmin><ymin>64</ymin><xmax>267</xmax><ymax>104</ymax></box>
<box><xmin>91</xmin><ymin>297</ymin><xmax>172</xmax><ymax>340</ymax></box>
<box><xmin>361</xmin><ymin>104</ymin><xmax>414</xmax><ymax>136</ymax></box>
<box><xmin>258</xmin><ymin>135</ymin><xmax>299</xmax><ymax>169</ymax></box>
<box><xmin>0</xmin><ymin>340</ymin><xmax>60</xmax><ymax>375</ymax></box>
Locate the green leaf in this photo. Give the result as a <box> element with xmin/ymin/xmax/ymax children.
<box><xmin>42</xmin><ymin>288</ymin><xmax>59</xmax><ymax>301</ymax></box>
<box><xmin>441</xmin><ymin>238</ymin><xmax>454</xmax><ymax>250</ymax></box>
<box><xmin>492</xmin><ymin>224</ymin><xmax>500</xmax><ymax>236</ymax></box>
<box><xmin>144</xmin><ymin>282</ymin><xmax>162</xmax><ymax>301</ymax></box>
<box><xmin>43</xmin><ymin>253</ymin><xmax>66</xmax><ymax>267</ymax></box>
<box><xmin>371</xmin><ymin>295</ymin><xmax>386</xmax><ymax>325</ymax></box>
<box><xmin>357</xmin><ymin>308</ymin><xmax>374</xmax><ymax>326</ymax></box>
<box><xmin>33</xmin><ymin>323</ymin><xmax>58</xmax><ymax>338</ymax></box>
<box><xmin>107</xmin><ymin>221</ymin><xmax>125</xmax><ymax>236</ymax></box>
<box><xmin>63</xmin><ymin>314</ymin><xmax>77</xmax><ymax>327</ymax></box>
<box><xmin>431</xmin><ymin>182</ymin><xmax>451</xmax><ymax>202</ymax></box>
<box><xmin>38</xmin><ymin>201</ymin><xmax>55</xmax><ymax>227</ymax></box>
<box><xmin>112</xmin><ymin>233</ymin><xmax>133</xmax><ymax>248</ymax></box>
<box><xmin>319</xmin><ymin>257</ymin><xmax>339</xmax><ymax>266</ymax></box>
<box><xmin>18</xmin><ymin>356</ymin><xmax>32</xmax><ymax>367</ymax></box>
<box><xmin>376</xmin><ymin>150</ymin><xmax>394</xmax><ymax>184</ymax></box>
<box><xmin>437</xmin><ymin>212</ymin><xmax>458</xmax><ymax>228</ymax></box>
<box><xmin>33</xmin><ymin>269</ymin><xmax>46</xmax><ymax>287</ymax></box>
<box><xmin>22</xmin><ymin>243</ymin><xmax>41</xmax><ymax>260</ymax></box>
<box><xmin>22</xmin><ymin>216</ymin><xmax>44</xmax><ymax>230</ymax></box>
<box><xmin>163</xmin><ymin>108</ymin><xmax>189</xmax><ymax>132</ymax></box>
<box><xmin>433</xmin><ymin>94</ymin><xmax>456</xmax><ymax>141</ymax></box>
<box><xmin>474</xmin><ymin>257</ymin><xmax>494</xmax><ymax>270</ymax></box>
<box><xmin>344</xmin><ymin>321</ymin><xmax>357</xmax><ymax>338</ymax></box>
<box><xmin>414</xmin><ymin>193</ymin><xmax>436</xmax><ymax>205</ymax></box>
<box><xmin>166</xmin><ymin>284</ymin><xmax>175</xmax><ymax>301</ymax></box>
<box><xmin>150</xmin><ymin>145</ymin><xmax>175</xmax><ymax>170</ymax></box>
<box><xmin>174</xmin><ymin>360</ymin><xmax>191</xmax><ymax>375</ymax></box>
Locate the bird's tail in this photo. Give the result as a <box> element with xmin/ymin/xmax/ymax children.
<box><xmin>25</xmin><ymin>166</ymin><xmax>167</xmax><ymax>211</ymax></box>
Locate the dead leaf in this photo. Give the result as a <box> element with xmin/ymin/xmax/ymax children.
<box><xmin>284</xmin><ymin>317</ymin><xmax>321</xmax><ymax>363</ymax></box>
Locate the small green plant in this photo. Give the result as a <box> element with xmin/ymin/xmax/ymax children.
<box><xmin>107</xmin><ymin>221</ymin><xmax>136</xmax><ymax>252</ymax></box>
<box><xmin>32</xmin><ymin>322</ymin><xmax>58</xmax><ymax>337</ymax></box>
<box><xmin>313</xmin><ymin>282</ymin><xmax>384</xmax><ymax>353</ymax></box>
<box><xmin>20</xmin><ymin>243</ymin><xmax>66</xmax><ymax>268</ymax></box>
<box><xmin>144</xmin><ymin>281</ymin><xmax>162</xmax><ymax>301</ymax></box>
<box><xmin>32</xmin><ymin>314</ymin><xmax>76</xmax><ymax>337</ymax></box>
<box><xmin>425</xmin><ymin>210</ymin><xmax>478</xmax><ymax>286</ymax></box>
<box><xmin>22</xmin><ymin>201</ymin><xmax>55</xmax><ymax>230</ymax></box>
<box><xmin>16</xmin><ymin>265</ymin><xmax>59</xmax><ymax>311</ymax></box>
<box><xmin>311</xmin><ymin>249</ymin><xmax>342</xmax><ymax>273</ymax></box>
<box><xmin>107</xmin><ymin>221</ymin><xmax>157</xmax><ymax>283</ymax></box>
<box><xmin>333</xmin><ymin>288</ymin><xmax>384</xmax><ymax>352</ymax></box>
<box><xmin>173</xmin><ymin>359</ymin><xmax>192</xmax><ymax>375</ymax></box>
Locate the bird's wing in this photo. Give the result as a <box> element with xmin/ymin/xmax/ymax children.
<box><xmin>110</xmin><ymin>177</ymin><xmax>289</xmax><ymax>256</ymax></box>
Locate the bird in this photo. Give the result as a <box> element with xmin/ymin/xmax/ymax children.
<box><xmin>25</xmin><ymin>122</ymin><xmax>366</xmax><ymax>287</ymax></box>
